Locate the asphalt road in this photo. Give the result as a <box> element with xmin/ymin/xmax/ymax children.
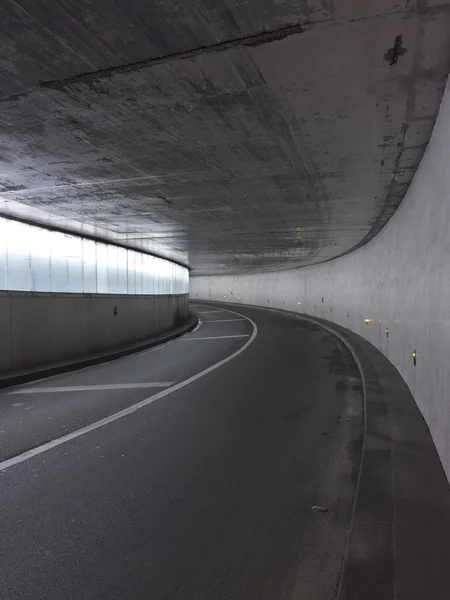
<box><xmin>0</xmin><ymin>302</ymin><xmax>363</xmax><ymax>600</ymax></box>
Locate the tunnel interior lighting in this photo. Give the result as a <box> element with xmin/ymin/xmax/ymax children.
<box><xmin>0</xmin><ymin>216</ymin><xmax>188</xmax><ymax>295</ymax></box>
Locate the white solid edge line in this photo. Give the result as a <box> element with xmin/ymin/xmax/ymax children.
<box><xmin>196</xmin><ymin>310</ymin><xmax>225</xmax><ymax>314</ymax></box>
<box><xmin>0</xmin><ymin>306</ymin><xmax>257</xmax><ymax>473</ymax></box>
<box><xmin>10</xmin><ymin>383</ymin><xmax>175</xmax><ymax>394</ymax></box>
<box><xmin>204</xmin><ymin>319</ymin><xmax>246</xmax><ymax>323</ymax></box>
<box><xmin>181</xmin><ymin>335</ymin><xmax>249</xmax><ymax>341</ymax></box>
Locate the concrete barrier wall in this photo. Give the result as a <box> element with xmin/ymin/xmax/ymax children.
<box><xmin>0</xmin><ymin>292</ymin><xmax>189</xmax><ymax>374</ymax></box>
<box><xmin>191</xmin><ymin>78</ymin><xmax>450</xmax><ymax>481</ymax></box>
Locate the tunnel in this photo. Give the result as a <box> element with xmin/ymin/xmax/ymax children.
<box><xmin>0</xmin><ymin>1</ymin><xmax>450</xmax><ymax>599</ymax></box>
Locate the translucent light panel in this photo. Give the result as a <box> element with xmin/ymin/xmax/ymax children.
<box><xmin>0</xmin><ymin>217</ymin><xmax>188</xmax><ymax>295</ymax></box>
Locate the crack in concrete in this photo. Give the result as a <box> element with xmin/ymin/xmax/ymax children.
<box><xmin>4</xmin><ymin>3</ymin><xmax>446</xmax><ymax>98</ymax></box>
<box><xmin>44</xmin><ymin>7</ymin><xmax>430</xmax><ymax>91</ymax></box>
<box><xmin>40</xmin><ymin>22</ymin><xmax>309</xmax><ymax>90</ymax></box>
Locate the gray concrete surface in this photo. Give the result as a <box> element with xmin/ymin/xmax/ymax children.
<box><xmin>1</xmin><ymin>1</ymin><xmax>449</xmax><ymax>272</ymax></box>
<box><xmin>293</xmin><ymin>311</ymin><xmax>450</xmax><ymax>600</ymax></box>
<box><xmin>0</xmin><ymin>312</ymin><xmax>198</xmax><ymax>391</ymax></box>
<box><xmin>0</xmin><ymin>303</ymin><xmax>363</xmax><ymax>600</ymax></box>
<box><xmin>190</xmin><ymin>76</ymin><xmax>450</xmax><ymax>481</ymax></box>
<box><xmin>0</xmin><ymin>291</ymin><xmax>188</xmax><ymax>375</ymax></box>
<box><xmin>2</xmin><ymin>303</ymin><xmax>449</xmax><ymax>598</ymax></box>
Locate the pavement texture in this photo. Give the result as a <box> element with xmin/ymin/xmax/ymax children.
<box><xmin>216</xmin><ymin>302</ymin><xmax>450</xmax><ymax>600</ymax></box>
<box><xmin>305</xmin><ymin>316</ymin><xmax>450</xmax><ymax>600</ymax></box>
<box><xmin>0</xmin><ymin>303</ymin><xmax>363</xmax><ymax>600</ymax></box>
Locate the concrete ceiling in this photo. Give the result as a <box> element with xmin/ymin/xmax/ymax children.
<box><xmin>0</xmin><ymin>0</ymin><xmax>449</xmax><ymax>275</ymax></box>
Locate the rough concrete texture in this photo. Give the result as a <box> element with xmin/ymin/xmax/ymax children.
<box><xmin>190</xmin><ymin>76</ymin><xmax>450</xmax><ymax>481</ymax></box>
<box><xmin>1</xmin><ymin>1</ymin><xmax>449</xmax><ymax>273</ymax></box>
<box><xmin>0</xmin><ymin>292</ymin><xmax>188</xmax><ymax>374</ymax></box>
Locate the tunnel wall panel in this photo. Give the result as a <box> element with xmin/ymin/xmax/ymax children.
<box><xmin>0</xmin><ymin>218</ymin><xmax>189</xmax><ymax>295</ymax></box>
<box><xmin>0</xmin><ymin>292</ymin><xmax>189</xmax><ymax>374</ymax></box>
<box><xmin>190</xmin><ymin>78</ymin><xmax>450</xmax><ymax>481</ymax></box>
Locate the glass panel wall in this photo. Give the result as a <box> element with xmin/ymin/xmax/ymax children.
<box><xmin>0</xmin><ymin>216</ymin><xmax>188</xmax><ymax>295</ymax></box>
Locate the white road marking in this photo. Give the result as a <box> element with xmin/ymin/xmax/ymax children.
<box><xmin>10</xmin><ymin>383</ymin><xmax>174</xmax><ymax>395</ymax></box>
<box><xmin>204</xmin><ymin>319</ymin><xmax>246</xmax><ymax>323</ymax></box>
<box><xmin>140</xmin><ymin>343</ymin><xmax>168</xmax><ymax>355</ymax></box>
<box><xmin>0</xmin><ymin>307</ymin><xmax>257</xmax><ymax>473</ymax></box>
<box><xmin>197</xmin><ymin>310</ymin><xmax>225</xmax><ymax>314</ymax></box>
<box><xmin>5</xmin><ymin>318</ymin><xmax>199</xmax><ymax>394</ymax></box>
<box><xmin>181</xmin><ymin>335</ymin><xmax>250</xmax><ymax>341</ymax></box>
<box><xmin>192</xmin><ymin>319</ymin><xmax>203</xmax><ymax>333</ymax></box>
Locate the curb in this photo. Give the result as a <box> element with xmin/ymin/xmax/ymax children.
<box><xmin>287</xmin><ymin>313</ymin><xmax>368</xmax><ymax>600</ymax></box>
<box><xmin>194</xmin><ymin>300</ymin><xmax>450</xmax><ymax>599</ymax></box>
<box><xmin>0</xmin><ymin>312</ymin><xmax>199</xmax><ymax>390</ymax></box>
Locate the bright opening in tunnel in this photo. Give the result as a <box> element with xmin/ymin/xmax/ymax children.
<box><xmin>0</xmin><ymin>216</ymin><xmax>188</xmax><ymax>295</ymax></box>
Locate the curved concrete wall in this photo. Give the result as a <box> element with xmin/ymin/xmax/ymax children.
<box><xmin>0</xmin><ymin>292</ymin><xmax>188</xmax><ymax>375</ymax></box>
<box><xmin>191</xmin><ymin>78</ymin><xmax>450</xmax><ymax>481</ymax></box>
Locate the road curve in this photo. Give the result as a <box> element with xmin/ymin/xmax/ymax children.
<box><xmin>0</xmin><ymin>302</ymin><xmax>363</xmax><ymax>600</ymax></box>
